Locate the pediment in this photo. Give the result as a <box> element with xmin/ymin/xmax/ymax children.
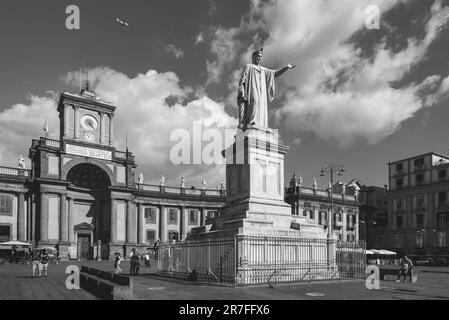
<box><xmin>74</xmin><ymin>222</ymin><xmax>94</xmax><ymax>231</ymax></box>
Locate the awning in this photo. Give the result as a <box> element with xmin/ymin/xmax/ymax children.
<box><xmin>0</xmin><ymin>241</ymin><xmax>32</xmax><ymax>247</ymax></box>
<box><xmin>367</xmin><ymin>249</ymin><xmax>396</xmax><ymax>255</ymax></box>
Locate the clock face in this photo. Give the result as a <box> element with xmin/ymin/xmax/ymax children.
<box><xmin>80</xmin><ymin>114</ymin><xmax>98</xmax><ymax>132</ymax></box>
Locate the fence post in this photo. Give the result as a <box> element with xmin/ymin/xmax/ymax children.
<box><xmin>187</xmin><ymin>240</ymin><xmax>190</xmax><ymax>273</ymax></box>
<box><xmin>234</xmin><ymin>235</ymin><xmax>237</xmax><ymax>287</ymax></box>
<box><xmin>207</xmin><ymin>238</ymin><xmax>210</xmax><ymax>282</ymax></box>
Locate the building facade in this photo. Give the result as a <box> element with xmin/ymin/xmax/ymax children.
<box><xmin>285</xmin><ymin>174</ymin><xmax>361</xmax><ymax>242</ymax></box>
<box><xmin>0</xmin><ymin>86</ymin><xmax>366</xmax><ymax>261</ymax></box>
<box><xmin>0</xmin><ymin>87</ymin><xmax>225</xmax><ymax>260</ymax></box>
<box><xmin>374</xmin><ymin>152</ymin><xmax>449</xmax><ymax>257</ymax></box>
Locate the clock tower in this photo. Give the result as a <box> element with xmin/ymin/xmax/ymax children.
<box><xmin>57</xmin><ymin>81</ymin><xmax>115</xmax><ymax>146</ymax></box>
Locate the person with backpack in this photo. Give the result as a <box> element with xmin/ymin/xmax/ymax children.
<box><xmin>40</xmin><ymin>249</ymin><xmax>50</xmax><ymax>278</ymax></box>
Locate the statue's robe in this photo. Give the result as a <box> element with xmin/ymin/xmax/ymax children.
<box><xmin>238</xmin><ymin>64</ymin><xmax>276</xmax><ymax>128</ymax></box>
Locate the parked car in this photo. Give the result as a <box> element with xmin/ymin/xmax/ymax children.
<box><xmin>432</xmin><ymin>258</ymin><xmax>448</xmax><ymax>266</ymax></box>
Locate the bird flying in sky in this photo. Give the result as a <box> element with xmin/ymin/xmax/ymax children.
<box><xmin>116</xmin><ymin>18</ymin><xmax>129</xmax><ymax>27</ymax></box>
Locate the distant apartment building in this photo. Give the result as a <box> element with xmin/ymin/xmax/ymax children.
<box><xmin>374</xmin><ymin>152</ymin><xmax>449</xmax><ymax>257</ymax></box>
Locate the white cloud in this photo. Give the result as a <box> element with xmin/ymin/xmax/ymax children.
<box><xmin>0</xmin><ymin>67</ymin><xmax>237</xmax><ymax>188</ymax></box>
<box><xmin>164</xmin><ymin>44</ymin><xmax>185</xmax><ymax>59</ymax></box>
<box><xmin>206</xmin><ymin>0</ymin><xmax>449</xmax><ymax>147</ymax></box>
<box><xmin>0</xmin><ymin>95</ymin><xmax>58</xmax><ymax>167</ymax></box>
<box><xmin>66</xmin><ymin>67</ymin><xmax>236</xmax><ymax>186</ymax></box>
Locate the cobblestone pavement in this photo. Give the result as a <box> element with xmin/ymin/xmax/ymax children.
<box><xmin>1</xmin><ymin>260</ymin><xmax>448</xmax><ymax>300</ymax></box>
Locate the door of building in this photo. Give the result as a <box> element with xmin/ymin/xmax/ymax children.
<box><xmin>78</xmin><ymin>235</ymin><xmax>91</xmax><ymax>260</ymax></box>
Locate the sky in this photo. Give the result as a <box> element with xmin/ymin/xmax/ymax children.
<box><xmin>0</xmin><ymin>0</ymin><xmax>448</xmax><ymax>190</ymax></box>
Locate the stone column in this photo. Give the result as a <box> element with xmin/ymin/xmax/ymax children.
<box><xmin>74</xmin><ymin>106</ymin><xmax>80</xmax><ymax>139</ymax></box>
<box><xmin>68</xmin><ymin>198</ymin><xmax>74</xmax><ymax>243</ymax></box>
<box><xmin>180</xmin><ymin>207</ymin><xmax>187</xmax><ymax>241</ymax></box>
<box><xmin>110</xmin><ymin>199</ymin><xmax>117</xmax><ymax>243</ymax></box>
<box><xmin>99</xmin><ymin>111</ymin><xmax>105</xmax><ymax>144</ymax></box>
<box><xmin>126</xmin><ymin>201</ymin><xmax>137</xmax><ymax>243</ymax></box>
<box><xmin>17</xmin><ymin>193</ymin><xmax>25</xmax><ymax>242</ymax></box>
<box><xmin>109</xmin><ymin>114</ymin><xmax>114</xmax><ymax>146</ymax></box>
<box><xmin>159</xmin><ymin>205</ymin><xmax>166</xmax><ymax>242</ymax></box>
<box><xmin>201</xmin><ymin>208</ymin><xmax>207</xmax><ymax>226</ymax></box>
<box><xmin>40</xmin><ymin>193</ymin><xmax>49</xmax><ymax>242</ymax></box>
<box><xmin>26</xmin><ymin>195</ymin><xmax>31</xmax><ymax>241</ymax></box>
<box><xmin>95</xmin><ymin>200</ymin><xmax>102</xmax><ymax>241</ymax></box>
<box><xmin>137</xmin><ymin>203</ymin><xmax>145</xmax><ymax>244</ymax></box>
<box><xmin>31</xmin><ymin>194</ymin><xmax>36</xmax><ymax>243</ymax></box>
<box><xmin>60</xmin><ymin>194</ymin><xmax>68</xmax><ymax>242</ymax></box>
<box><xmin>63</xmin><ymin>104</ymin><xmax>70</xmax><ymax>137</ymax></box>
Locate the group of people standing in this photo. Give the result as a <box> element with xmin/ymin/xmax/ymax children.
<box><xmin>113</xmin><ymin>240</ymin><xmax>160</xmax><ymax>275</ymax></box>
<box><xmin>31</xmin><ymin>249</ymin><xmax>50</xmax><ymax>278</ymax></box>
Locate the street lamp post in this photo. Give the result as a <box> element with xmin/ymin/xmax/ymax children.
<box><xmin>320</xmin><ymin>164</ymin><xmax>346</xmax><ymax>238</ymax></box>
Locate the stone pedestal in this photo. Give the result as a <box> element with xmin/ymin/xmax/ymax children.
<box><xmin>189</xmin><ymin>127</ymin><xmax>326</xmax><ymax>240</ymax></box>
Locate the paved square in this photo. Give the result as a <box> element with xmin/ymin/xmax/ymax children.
<box><xmin>1</xmin><ymin>260</ymin><xmax>448</xmax><ymax>300</ymax></box>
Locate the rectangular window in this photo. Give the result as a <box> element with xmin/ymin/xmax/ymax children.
<box><xmin>310</xmin><ymin>210</ymin><xmax>315</xmax><ymax>220</ymax></box>
<box><xmin>438</xmin><ymin>192</ymin><xmax>447</xmax><ymax>203</ymax></box>
<box><xmin>397</xmin><ymin>199</ymin><xmax>403</xmax><ymax>210</ymax></box>
<box><xmin>414</xmin><ymin>158</ymin><xmax>424</xmax><ymax>168</ymax></box>
<box><xmin>417</xmin><ymin>198</ymin><xmax>424</xmax><ymax>209</ymax></box>
<box><xmin>144</xmin><ymin>207</ymin><xmax>157</xmax><ymax>224</ymax></box>
<box><xmin>416</xmin><ymin>232</ymin><xmax>424</xmax><ymax>248</ymax></box>
<box><xmin>438</xmin><ymin>213</ymin><xmax>448</xmax><ymax>226</ymax></box>
<box><xmin>188</xmin><ymin>209</ymin><xmax>198</xmax><ymax>225</ymax></box>
<box><xmin>347</xmin><ymin>215</ymin><xmax>353</xmax><ymax>227</ymax></box>
<box><xmin>439</xmin><ymin>170</ymin><xmax>446</xmax><ymax>181</ymax></box>
<box><xmin>146</xmin><ymin>230</ymin><xmax>155</xmax><ymax>243</ymax></box>
<box><xmin>416</xmin><ymin>174</ymin><xmax>424</xmax><ymax>185</ymax></box>
<box><xmin>168</xmin><ymin>208</ymin><xmax>178</xmax><ymax>225</ymax></box>
<box><xmin>0</xmin><ymin>194</ymin><xmax>12</xmax><ymax>215</ymax></box>
<box><xmin>396</xmin><ymin>179</ymin><xmax>403</xmax><ymax>188</ymax></box>
<box><xmin>438</xmin><ymin>232</ymin><xmax>447</xmax><ymax>247</ymax></box>
<box><xmin>396</xmin><ymin>215</ymin><xmax>403</xmax><ymax>229</ymax></box>
<box><xmin>207</xmin><ymin>211</ymin><xmax>217</xmax><ymax>219</ymax></box>
<box><xmin>396</xmin><ymin>163</ymin><xmax>403</xmax><ymax>173</ymax></box>
<box><xmin>395</xmin><ymin>234</ymin><xmax>403</xmax><ymax>249</ymax></box>
<box><xmin>0</xmin><ymin>224</ymin><xmax>11</xmax><ymax>242</ymax></box>
<box><xmin>416</xmin><ymin>214</ymin><xmax>424</xmax><ymax>227</ymax></box>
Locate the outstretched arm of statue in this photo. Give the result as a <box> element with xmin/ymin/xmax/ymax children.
<box><xmin>274</xmin><ymin>64</ymin><xmax>295</xmax><ymax>78</ymax></box>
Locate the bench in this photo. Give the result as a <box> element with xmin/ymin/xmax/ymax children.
<box><xmin>80</xmin><ymin>266</ymin><xmax>133</xmax><ymax>300</ymax></box>
<box><xmin>379</xmin><ymin>267</ymin><xmax>417</xmax><ymax>283</ymax></box>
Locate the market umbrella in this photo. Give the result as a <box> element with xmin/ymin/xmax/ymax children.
<box><xmin>0</xmin><ymin>241</ymin><xmax>32</xmax><ymax>247</ymax></box>
<box><xmin>378</xmin><ymin>249</ymin><xmax>396</xmax><ymax>255</ymax></box>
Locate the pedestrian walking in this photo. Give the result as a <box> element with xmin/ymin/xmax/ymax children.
<box><xmin>144</xmin><ymin>249</ymin><xmax>150</xmax><ymax>267</ymax></box>
<box><xmin>114</xmin><ymin>252</ymin><xmax>123</xmax><ymax>274</ymax></box>
<box><xmin>130</xmin><ymin>248</ymin><xmax>140</xmax><ymax>275</ymax></box>
<box><xmin>154</xmin><ymin>239</ymin><xmax>160</xmax><ymax>261</ymax></box>
<box><xmin>31</xmin><ymin>249</ymin><xmax>41</xmax><ymax>278</ymax></box>
<box><xmin>396</xmin><ymin>257</ymin><xmax>409</xmax><ymax>283</ymax></box>
<box><xmin>40</xmin><ymin>249</ymin><xmax>49</xmax><ymax>278</ymax></box>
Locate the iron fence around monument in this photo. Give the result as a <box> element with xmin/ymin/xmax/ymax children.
<box><xmin>156</xmin><ymin>235</ymin><xmax>366</xmax><ymax>287</ymax></box>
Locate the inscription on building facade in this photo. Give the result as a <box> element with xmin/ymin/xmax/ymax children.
<box><xmin>66</xmin><ymin>144</ymin><xmax>112</xmax><ymax>161</ymax></box>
